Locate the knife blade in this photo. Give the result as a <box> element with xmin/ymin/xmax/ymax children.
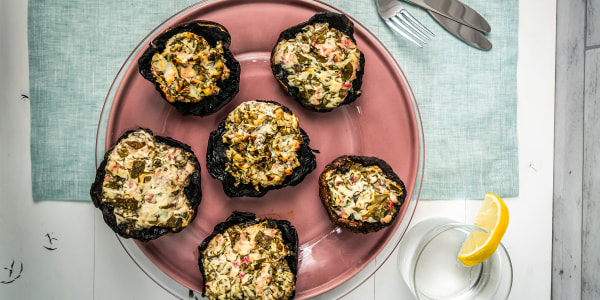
<box><xmin>403</xmin><ymin>0</ymin><xmax>491</xmax><ymax>33</ymax></box>
<box><xmin>428</xmin><ymin>10</ymin><xmax>492</xmax><ymax>50</ymax></box>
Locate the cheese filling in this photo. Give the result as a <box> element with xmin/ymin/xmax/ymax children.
<box><xmin>150</xmin><ymin>32</ymin><xmax>231</xmax><ymax>103</ymax></box>
<box><xmin>272</xmin><ymin>23</ymin><xmax>361</xmax><ymax>109</ymax></box>
<box><xmin>101</xmin><ymin>130</ymin><xmax>196</xmax><ymax>229</ymax></box>
<box><xmin>222</xmin><ymin>101</ymin><xmax>304</xmax><ymax>189</ymax></box>
<box><xmin>202</xmin><ymin>221</ymin><xmax>295</xmax><ymax>300</ymax></box>
<box><xmin>325</xmin><ymin>163</ymin><xmax>404</xmax><ymax>223</ymax></box>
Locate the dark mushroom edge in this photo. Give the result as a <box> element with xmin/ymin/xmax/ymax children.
<box><xmin>206</xmin><ymin>100</ymin><xmax>317</xmax><ymax>198</ymax></box>
<box><xmin>90</xmin><ymin>128</ymin><xmax>202</xmax><ymax>241</ymax></box>
<box><xmin>270</xmin><ymin>12</ymin><xmax>365</xmax><ymax>112</ymax></box>
<box><xmin>198</xmin><ymin>211</ymin><xmax>298</xmax><ymax>299</ymax></box>
<box><xmin>138</xmin><ymin>21</ymin><xmax>241</xmax><ymax>117</ymax></box>
<box><xmin>318</xmin><ymin>155</ymin><xmax>406</xmax><ymax>234</ymax></box>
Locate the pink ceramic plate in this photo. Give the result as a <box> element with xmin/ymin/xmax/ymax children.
<box><xmin>96</xmin><ymin>0</ymin><xmax>424</xmax><ymax>298</ymax></box>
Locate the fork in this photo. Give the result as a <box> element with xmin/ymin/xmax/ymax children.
<box><xmin>376</xmin><ymin>0</ymin><xmax>435</xmax><ymax>47</ymax></box>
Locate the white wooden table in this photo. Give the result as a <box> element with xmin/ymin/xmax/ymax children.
<box><xmin>0</xmin><ymin>0</ymin><xmax>559</xmax><ymax>299</ymax></box>
<box><xmin>553</xmin><ymin>0</ymin><xmax>600</xmax><ymax>299</ymax></box>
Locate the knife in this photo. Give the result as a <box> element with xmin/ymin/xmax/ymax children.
<box><xmin>428</xmin><ymin>10</ymin><xmax>492</xmax><ymax>50</ymax></box>
<box><xmin>403</xmin><ymin>0</ymin><xmax>491</xmax><ymax>33</ymax></box>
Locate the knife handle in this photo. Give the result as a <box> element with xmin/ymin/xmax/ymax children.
<box><xmin>402</xmin><ymin>0</ymin><xmax>491</xmax><ymax>33</ymax></box>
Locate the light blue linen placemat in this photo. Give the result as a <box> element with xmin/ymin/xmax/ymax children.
<box><xmin>28</xmin><ymin>0</ymin><xmax>518</xmax><ymax>201</ymax></box>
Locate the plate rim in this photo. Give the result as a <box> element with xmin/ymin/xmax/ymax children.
<box><xmin>95</xmin><ymin>0</ymin><xmax>425</xmax><ymax>298</ymax></box>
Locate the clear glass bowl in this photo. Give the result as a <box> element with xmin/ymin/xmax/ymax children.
<box><xmin>397</xmin><ymin>218</ymin><xmax>513</xmax><ymax>300</ymax></box>
<box><xmin>95</xmin><ymin>0</ymin><xmax>425</xmax><ymax>298</ymax></box>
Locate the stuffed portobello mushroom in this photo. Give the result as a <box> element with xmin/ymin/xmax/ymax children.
<box><xmin>90</xmin><ymin>128</ymin><xmax>202</xmax><ymax>241</ymax></box>
<box><xmin>271</xmin><ymin>12</ymin><xmax>365</xmax><ymax>112</ymax></box>
<box><xmin>198</xmin><ymin>211</ymin><xmax>298</xmax><ymax>300</ymax></box>
<box><xmin>207</xmin><ymin>100</ymin><xmax>317</xmax><ymax>197</ymax></box>
<box><xmin>139</xmin><ymin>21</ymin><xmax>241</xmax><ymax>116</ymax></box>
<box><xmin>319</xmin><ymin>155</ymin><xmax>406</xmax><ymax>233</ymax></box>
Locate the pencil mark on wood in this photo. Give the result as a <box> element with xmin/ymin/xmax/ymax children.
<box><xmin>1</xmin><ymin>260</ymin><xmax>23</xmax><ymax>284</ymax></box>
<box><xmin>529</xmin><ymin>162</ymin><xmax>538</xmax><ymax>172</ymax></box>
<box><xmin>43</xmin><ymin>232</ymin><xmax>58</xmax><ymax>251</ymax></box>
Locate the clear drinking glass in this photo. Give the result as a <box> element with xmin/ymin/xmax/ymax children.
<box><xmin>397</xmin><ymin>218</ymin><xmax>513</xmax><ymax>300</ymax></box>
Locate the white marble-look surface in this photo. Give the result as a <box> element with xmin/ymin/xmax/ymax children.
<box><xmin>0</xmin><ymin>0</ymin><xmax>556</xmax><ymax>299</ymax></box>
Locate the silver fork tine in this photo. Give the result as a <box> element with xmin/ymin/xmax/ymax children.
<box><xmin>376</xmin><ymin>0</ymin><xmax>434</xmax><ymax>47</ymax></box>
<box><xmin>399</xmin><ymin>9</ymin><xmax>435</xmax><ymax>38</ymax></box>
<box><xmin>390</xmin><ymin>15</ymin><xmax>428</xmax><ymax>44</ymax></box>
<box><xmin>385</xmin><ymin>20</ymin><xmax>423</xmax><ymax>47</ymax></box>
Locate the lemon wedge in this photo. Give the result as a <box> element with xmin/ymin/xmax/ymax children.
<box><xmin>457</xmin><ymin>193</ymin><xmax>509</xmax><ymax>267</ymax></box>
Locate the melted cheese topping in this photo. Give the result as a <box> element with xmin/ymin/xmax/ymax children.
<box><xmin>325</xmin><ymin>162</ymin><xmax>404</xmax><ymax>224</ymax></box>
<box><xmin>222</xmin><ymin>101</ymin><xmax>304</xmax><ymax>189</ymax></box>
<box><xmin>101</xmin><ymin>130</ymin><xmax>196</xmax><ymax>229</ymax></box>
<box><xmin>202</xmin><ymin>221</ymin><xmax>295</xmax><ymax>300</ymax></box>
<box><xmin>150</xmin><ymin>32</ymin><xmax>230</xmax><ymax>103</ymax></box>
<box><xmin>272</xmin><ymin>23</ymin><xmax>361</xmax><ymax>109</ymax></box>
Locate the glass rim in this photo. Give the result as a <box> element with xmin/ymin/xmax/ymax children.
<box><xmin>411</xmin><ymin>223</ymin><xmax>513</xmax><ymax>300</ymax></box>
